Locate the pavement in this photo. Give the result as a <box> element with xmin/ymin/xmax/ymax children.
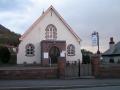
<box><xmin>0</xmin><ymin>79</ymin><xmax>120</xmax><ymax>90</ymax></box>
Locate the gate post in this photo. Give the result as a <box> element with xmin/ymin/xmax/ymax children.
<box><xmin>91</xmin><ymin>54</ymin><xmax>100</xmax><ymax>77</ymax></box>
<box><xmin>58</xmin><ymin>57</ymin><xmax>66</xmax><ymax>79</ymax></box>
<box><xmin>78</xmin><ymin>59</ymin><xmax>80</xmax><ymax>77</ymax></box>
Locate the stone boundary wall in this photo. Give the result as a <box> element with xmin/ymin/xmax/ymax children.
<box><xmin>0</xmin><ymin>67</ymin><xmax>58</xmax><ymax>79</ymax></box>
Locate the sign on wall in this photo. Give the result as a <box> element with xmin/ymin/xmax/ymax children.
<box><xmin>44</xmin><ymin>52</ymin><xmax>48</xmax><ymax>58</ymax></box>
<box><xmin>61</xmin><ymin>51</ymin><xmax>65</xmax><ymax>57</ymax></box>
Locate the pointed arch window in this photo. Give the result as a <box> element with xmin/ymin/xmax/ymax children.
<box><xmin>45</xmin><ymin>24</ymin><xmax>57</xmax><ymax>40</ymax></box>
<box><xmin>25</xmin><ymin>43</ymin><xmax>35</xmax><ymax>56</ymax></box>
<box><xmin>67</xmin><ymin>44</ymin><xmax>75</xmax><ymax>56</ymax></box>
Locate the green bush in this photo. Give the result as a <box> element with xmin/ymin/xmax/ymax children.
<box><xmin>0</xmin><ymin>46</ymin><xmax>11</xmax><ymax>64</ymax></box>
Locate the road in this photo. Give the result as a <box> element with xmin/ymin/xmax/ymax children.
<box><xmin>0</xmin><ymin>79</ymin><xmax>120</xmax><ymax>90</ymax></box>
<box><xmin>58</xmin><ymin>86</ymin><xmax>120</xmax><ymax>90</ymax></box>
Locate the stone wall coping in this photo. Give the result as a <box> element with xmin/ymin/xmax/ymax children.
<box><xmin>0</xmin><ymin>67</ymin><xmax>57</xmax><ymax>70</ymax></box>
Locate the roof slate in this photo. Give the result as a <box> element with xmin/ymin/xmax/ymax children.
<box><xmin>102</xmin><ymin>41</ymin><xmax>120</xmax><ymax>56</ymax></box>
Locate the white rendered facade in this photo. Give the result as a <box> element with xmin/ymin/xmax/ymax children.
<box><xmin>17</xmin><ymin>6</ymin><xmax>82</xmax><ymax>64</ymax></box>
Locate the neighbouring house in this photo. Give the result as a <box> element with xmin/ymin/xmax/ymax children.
<box><xmin>17</xmin><ymin>5</ymin><xmax>82</xmax><ymax>65</ymax></box>
<box><xmin>102</xmin><ymin>37</ymin><xmax>120</xmax><ymax>64</ymax></box>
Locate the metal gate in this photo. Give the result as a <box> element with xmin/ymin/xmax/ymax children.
<box><xmin>65</xmin><ymin>61</ymin><xmax>92</xmax><ymax>78</ymax></box>
<box><xmin>80</xmin><ymin>64</ymin><xmax>92</xmax><ymax>76</ymax></box>
<box><xmin>65</xmin><ymin>61</ymin><xmax>79</xmax><ymax>78</ymax></box>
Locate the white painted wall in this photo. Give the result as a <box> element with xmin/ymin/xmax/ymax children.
<box><xmin>17</xmin><ymin>9</ymin><xmax>82</xmax><ymax>64</ymax></box>
<box><xmin>102</xmin><ymin>56</ymin><xmax>120</xmax><ymax>63</ymax></box>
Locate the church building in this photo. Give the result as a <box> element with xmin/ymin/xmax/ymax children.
<box><xmin>17</xmin><ymin>6</ymin><xmax>82</xmax><ymax>65</ymax></box>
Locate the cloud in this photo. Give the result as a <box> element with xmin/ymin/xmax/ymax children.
<box><xmin>0</xmin><ymin>0</ymin><xmax>120</xmax><ymax>52</ymax></box>
<box><xmin>0</xmin><ymin>0</ymin><xmax>35</xmax><ymax>33</ymax></box>
<box><xmin>0</xmin><ymin>0</ymin><xmax>33</xmax><ymax>12</ymax></box>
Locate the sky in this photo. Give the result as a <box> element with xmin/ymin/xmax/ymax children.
<box><xmin>0</xmin><ymin>0</ymin><xmax>120</xmax><ymax>53</ymax></box>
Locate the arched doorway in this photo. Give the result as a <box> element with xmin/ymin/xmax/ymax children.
<box><xmin>49</xmin><ymin>46</ymin><xmax>60</xmax><ymax>64</ymax></box>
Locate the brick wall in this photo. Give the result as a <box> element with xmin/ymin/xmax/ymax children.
<box><xmin>0</xmin><ymin>54</ymin><xmax>66</xmax><ymax>79</ymax></box>
<box><xmin>0</xmin><ymin>67</ymin><xmax>58</xmax><ymax>79</ymax></box>
<box><xmin>41</xmin><ymin>40</ymin><xmax>66</xmax><ymax>66</ymax></box>
<box><xmin>91</xmin><ymin>55</ymin><xmax>100</xmax><ymax>77</ymax></box>
<box><xmin>91</xmin><ymin>55</ymin><xmax>120</xmax><ymax>78</ymax></box>
<box><xmin>98</xmin><ymin>64</ymin><xmax>120</xmax><ymax>78</ymax></box>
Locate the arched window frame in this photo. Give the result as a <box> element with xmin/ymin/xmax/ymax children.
<box><xmin>45</xmin><ymin>24</ymin><xmax>57</xmax><ymax>40</ymax></box>
<box><xmin>25</xmin><ymin>43</ymin><xmax>35</xmax><ymax>57</ymax></box>
<box><xmin>67</xmin><ymin>44</ymin><xmax>75</xmax><ymax>56</ymax></box>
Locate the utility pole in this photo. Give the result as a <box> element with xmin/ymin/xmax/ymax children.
<box><xmin>96</xmin><ymin>32</ymin><xmax>100</xmax><ymax>54</ymax></box>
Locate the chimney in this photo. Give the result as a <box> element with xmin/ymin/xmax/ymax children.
<box><xmin>109</xmin><ymin>37</ymin><xmax>115</xmax><ymax>49</ymax></box>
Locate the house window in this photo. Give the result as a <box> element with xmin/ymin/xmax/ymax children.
<box><xmin>45</xmin><ymin>24</ymin><xmax>57</xmax><ymax>40</ymax></box>
<box><xmin>67</xmin><ymin>44</ymin><xmax>75</xmax><ymax>56</ymax></box>
<box><xmin>25</xmin><ymin>43</ymin><xmax>35</xmax><ymax>56</ymax></box>
<box><xmin>117</xmin><ymin>59</ymin><xmax>120</xmax><ymax>64</ymax></box>
<box><xmin>109</xmin><ymin>58</ymin><xmax>114</xmax><ymax>63</ymax></box>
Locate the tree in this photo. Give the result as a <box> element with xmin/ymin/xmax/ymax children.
<box><xmin>0</xmin><ymin>24</ymin><xmax>21</xmax><ymax>46</ymax></box>
<box><xmin>0</xmin><ymin>46</ymin><xmax>11</xmax><ymax>64</ymax></box>
<box><xmin>81</xmin><ymin>49</ymin><xmax>93</xmax><ymax>64</ymax></box>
